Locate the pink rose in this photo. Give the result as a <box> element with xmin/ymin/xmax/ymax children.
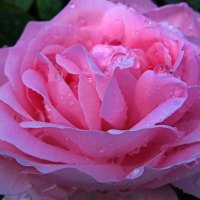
<box><xmin>1</xmin><ymin>0</ymin><xmax>200</xmax><ymax>199</ymax></box>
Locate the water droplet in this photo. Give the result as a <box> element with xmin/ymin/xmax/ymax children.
<box><xmin>69</xmin><ymin>3</ymin><xmax>76</xmax><ymax>9</ymax></box>
<box><xmin>111</xmin><ymin>52</ymin><xmax>135</xmax><ymax>69</ymax></box>
<box><xmin>18</xmin><ymin>193</ymin><xmax>32</xmax><ymax>200</ymax></box>
<box><xmin>87</xmin><ymin>76</ymin><xmax>93</xmax><ymax>83</ymax></box>
<box><xmin>68</xmin><ymin>92</ymin><xmax>72</xmax><ymax>97</ymax></box>
<box><xmin>173</xmin><ymin>88</ymin><xmax>184</xmax><ymax>97</ymax></box>
<box><xmin>44</xmin><ymin>103</ymin><xmax>52</xmax><ymax>112</ymax></box>
<box><xmin>127</xmin><ymin>168</ymin><xmax>142</xmax><ymax>179</ymax></box>
<box><xmin>56</xmin><ymin>73</ymin><xmax>62</xmax><ymax>81</ymax></box>
<box><xmin>60</xmin><ymin>95</ymin><xmax>65</xmax><ymax>100</ymax></box>
<box><xmin>154</xmin><ymin>64</ymin><xmax>173</xmax><ymax>75</ymax></box>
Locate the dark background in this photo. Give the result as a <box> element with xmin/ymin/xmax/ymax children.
<box><xmin>0</xmin><ymin>0</ymin><xmax>200</xmax><ymax>199</ymax></box>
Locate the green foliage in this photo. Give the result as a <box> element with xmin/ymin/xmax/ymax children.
<box><xmin>3</xmin><ymin>0</ymin><xmax>33</xmax><ymax>11</ymax></box>
<box><xmin>36</xmin><ymin>0</ymin><xmax>63</xmax><ymax>20</ymax></box>
<box><xmin>0</xmin><ymin>2</ymin><xmax>32</xmax><ymax>46</ymax></box>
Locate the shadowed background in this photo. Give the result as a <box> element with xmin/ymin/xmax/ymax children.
<box><xmin>0</xmin><ymin>0</ymin><xmax>199</xmax><ymax>199</ymax></box>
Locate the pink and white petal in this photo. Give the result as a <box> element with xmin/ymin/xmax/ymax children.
<box><xmin>146</xmin><ymin>3</ymin><xmax>200</xmax><ymax>37</ymax></box>
<box><xmin>109</xmin><ymin>0</ymin><xmax>157</xmax><ymax>13</ymax></box>
<box><xmin>78</xmin><ymin>75</ymin><xmax>101</xmax><ymax>130</ymax></box>
<box><xmin>132</xmin><ymin>70</ymin><xmax>187</xmax><ymax>129</ymax></box>
<box><xmin>100</xmin><ymin>74</ymin><xmax>127</xmax><ymax>129</ymax></box>
<box><xmin>0</xmin><ymin>47</ymin><xmax>9</xmax><ymax>86</ymax></box>
<box><xmin>173</xmin><ymin>172</ymin><xmax>200</xmax><ymax>199</ymax></box>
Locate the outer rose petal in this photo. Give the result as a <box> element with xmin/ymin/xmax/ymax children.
<box><xmin>5</xmin><ymin>185</ymin><xmax>178</xmax><ymax>200</ymax></box>
<box><xmin>109</xmin><ymin>0</ymin><xmax>157</xmax><ymax>13</ymax></box>
<box><xmin>174</xmin><ymin>173</ymin><xmax>200</xmax><ymax>198</ymax></box>
<box><xmin>0</xmin><ymin>47</ymin><xmax>9</xmax><ymax>86</ymax></box>
<box><xmin>146</xmin><ymin>3</ymin><xmax>200</xmax><ymax>37</ymax></box>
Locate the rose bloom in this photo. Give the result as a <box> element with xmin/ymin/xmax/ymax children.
<box><xmin>1</xmin><ymin>0</ymin><xmax>200</xmax><ymax>199</ymax></box>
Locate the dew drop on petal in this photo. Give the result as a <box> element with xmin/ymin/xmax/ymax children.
<box><xmin>59</xmin><ymin>95</ymin><xmax>65</xmax><ymax>100</ymax></box>
<box><xmin>69</xmin><ymin>3</ymin><xmax>76</xmax><ymax>9</ymax></box>
<box><xmin>173</xmin><ymin>87</ymin><xmax>184</xmax><ymax>97</ymax></box>
<box><xmin>126</xmin><ymin>168</ymin><xmax>142</xmax><ymax>179</ymax></box>
<box><xmin>154</xmin><ymin>64</ymin><xmax>173</xmax><ymax>75</ymax></box>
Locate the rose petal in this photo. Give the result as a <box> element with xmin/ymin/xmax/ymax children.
<box><xmin>100</xmin><ymin>74</ymin><xmax>127</xmax><ymax>129</ymax></box>
<box><xmin>132</xmin><ymin>70</ymin><xmax>187</xmax><ymax>130</ymax></box>
<box><xmin>110</xmin><ymin>0</ymin><xmax>157</xmax><ymax>13</ymax></box>
<box><xmin>78</xmin><ymin>75</ymin><xmax>101</xmax><ymax>130</ymax></box>
<box><xmin>22</xmin><ymin>69</ymin><xmax>74</xmax><ymax>127</ymax></box>
<box><xmin>146</xmin><ymin>3</ymin><xmax>200</xmax><ymax>37</ymax></box>
<box><xmin>0</xmin><ymin>47</ymin><xmax>9</xmax><ymax>86</ymax></box>
<box><xmin>0</xmin><ymin>83</ymin><xmax>33</xmax><ymax>120</ymax></box>
<box><xmin>174</xmin><ymin>172</ymin><xmax>200</xmax><ymax>199</ymax></box>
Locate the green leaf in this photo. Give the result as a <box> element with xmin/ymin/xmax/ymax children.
<box><xmin>0</xmin><ymin>2</ymin><xmax>32</xmax><ymax>47</ymax></box>
<box><xmin>3</xmin><ymin>0</ymin><xmax>33</xmax><ymax>11</ymax></box>
<box><xmin>36</xmin><ymin>0</ymin><xmax>63</xmax><ymax>20</ymax></box>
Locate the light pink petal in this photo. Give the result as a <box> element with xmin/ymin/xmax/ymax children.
<box><xmin>174</xmin><ymin>172</ymin><xmax>200</xmax><ymax>199</ymax></box>
<box><xmin>78</xmin><ymin>75</ymin><xmax>101</xmax><ymax>130</ymax></box>
<box><xmin>110</xmin><ymin>0</ymin><xmax>157</xmax><ymax>13</ymax></box>
<box><xmin>5</xmin><ymin>22</ymin><xmax>46</xmax><ymax>115</ymax></box>
<box><xmin>20</xmin><ymin>122</ymin><xmax>178</xmax><ymax>167</ymax></box>
<box><xmin>0</xmin><ymin>83</ymin><xmax>33</xmax><ymax>120</ymax></box>
<box><xmin>37</xmin><ymin>53</ymin><xmax>86</xmax><ymax>128</ymax></box>
<box><xmin>22</xmin><ymin>69</ymin><xmax>74</xmax><ymax>127</ymax></box>
<box><xmin>146</xmin><ymin>3</ymin><xmax>200</xmax><ymax>37</ymax></box>
<box><xmin>0</xmin><ymin>157</ymin><xmax>31</xmax><ymax>195</ymax></box>
<box><xmin>174</xmin><ymin>87</ymin><xmax>200</xmax><ymax>134</ymax></box>
<box><xmin>100</xmin><ymin>74</ymin><xmax>127</xmax><ymax>129</ymax></box>
<box><xmin>132</xmin><ymin>70</ymin><xmax>187</xmax><ymax>130</ymax></box>
<box><xmin>52</xmin><ymin>0</ymin><xmax>114</xmax><ymax>26</ymax></box>
<box><xmin>0</xmin><ymin>47</ymin><xmax>9</xmax><ymax>86</ymax></box>
<box><xmin>175</xmin><ymin>44</ymin><xmax>200</xmax><ymax>86</ymax></box>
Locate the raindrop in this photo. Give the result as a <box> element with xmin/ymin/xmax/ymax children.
<box><xmin>56</xmin><ymin>73</ymin><xmax>62</xmax><ymax>81</ymax></box>
<box><xmin>127</xmin><ymin>168</ymin><xmax>142</xmax><ymax>179</ymax></box>
<box><xmin>154</xmin><ymin>64</ymin><xmax>173</xmax><ymax>75</ymax></box>
<box><xmin>87</xmin><ymin>76</ymin><xmax>93</xmax><ymax>83</ymax></box>
<box><xmin>59</xmin><ymin>95</ymin><xmax>65</xmax><ymax>100</ymax></box>
<box><xmin>69</xmin><ymin>3</ymin><xmax>76</xmax><ymax>9</ymax></box>
<box><xmin>173</xmin><ymin>88</ymin><xmax>184</xmax><ymax>97</ymax></box>
<box><xmin>44</xmin><ymin>103</ymin><xmax>52</xmax><ymax>112</ymax></box>
<box><xmin>18</xmin><ymin>193</ymin><xmax>32</xmax><ymax>200</ymax></box>
<box><xmin>68</xmin><ymin>92</ymin><xmax>72</xmax><ymax>97</ymax></box>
